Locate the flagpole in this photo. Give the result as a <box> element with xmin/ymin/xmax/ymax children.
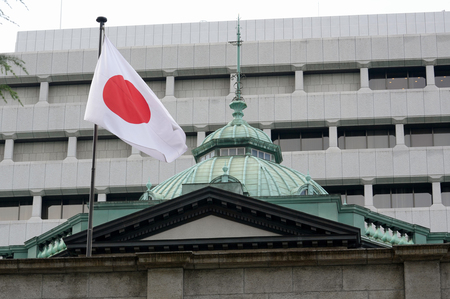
<box><xmin>86</xmin><ymin>16</ymin><xmax>107</xmax><ymax>258</ymax></box>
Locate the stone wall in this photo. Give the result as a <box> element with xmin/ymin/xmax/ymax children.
<box><xmin>0</xmin><ymin>244</ymin><xmax>449</xmax><ymax>299</ymax></box>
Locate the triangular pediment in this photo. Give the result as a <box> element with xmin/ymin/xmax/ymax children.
<box><xmin>64</xmin><ymin>186</ymin><xmax>361</xmax><ymax>256</ymax></box>
<box><xmin>141</xmin><ymin>215</ymin><xmax>281</xmax><ymax>240</ymax></box>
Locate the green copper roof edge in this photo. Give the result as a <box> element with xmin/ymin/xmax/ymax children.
<box><xmin>23</xmin><ymin>213</ymin><xmax>89</xmax><ymax>248</ymax></box>
<box><xmin>94</xmin><ymin>200</ymin><xmax>165</xmax><ymax>210</ymax></box>
<box><xmin>263</xmin><ymin>195</ymin><xmax>450</xmax><ymax>244</ymax></box>
<box><xmin>193</xmin><ymin>137</ymin><xmax>282</xmax><ymax>163</ymax></box>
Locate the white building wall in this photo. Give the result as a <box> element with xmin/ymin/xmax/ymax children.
<box><xmin>1</xmin><ymin>12</ymin><xmax>450</xmax><ymax>245</ymax></box>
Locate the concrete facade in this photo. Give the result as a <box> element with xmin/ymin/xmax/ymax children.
<box><xmin>1</xmin><ymin>11</ymin><xmax>450</xmax><ymax>246</ymax></box>
<box><xmin>0</xmin><ymin>244</ymin><xmax>450</xmax><ymax>298</ymax></box>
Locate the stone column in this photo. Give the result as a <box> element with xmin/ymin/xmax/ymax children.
<box><xmin>364</xmin><ymin>183</ymin><xmax>376</xmax><ymax>210</ymax></box>
<box><xmin>129</xmin><ymin>146</ymin><xmax>142</xmax><ymax>158</ymax></box>
<box><xmin>67</xmin><ymin>136</ymin><xmax>77</xmax><ymax>159</ymax></box>
<box><xmin>166</xmin><ymin>75</ymin><xmax>175</xmax><ymax>97</ymax></box>
<box><xmin>295</xmin><ymin>70</ymin><xmax>304</xmax><ymax>92</ymax></box>
<box><xmin>328</xmin><ymin>126</ymin><xmax>338</xmax><ymax>148</ymax></box>
<box><xmin>3</xmin><ymin>138</ymin><xmax>14</xmax><ymax>162</ymax></box>
<box><xmin>37</xmin><ymin>76</ymin><xmax>51</xmax><ymax>105</ymax></box>
<box><xmin>431</xmin><ymin>181</ymin><xmax>443</xmax><ymax>206</ymax></box>
<box><xmin>197</xmin><ymin>131</ymin><xmax>206</xmax><ymax>147</ymax></box>
<box><xmin>359</xmin><ymin>67</ymin><xmax>370</xmax><ymax>90</ymax></box>
<box><xmin>97</xmin><ymin>193</ymin><xmax>107</xmax><ymax>202</ymax></box>
<box><xmin>425</xmin><ymin>64</ymin><xmax>436</xmax><ymax>88</ymax></box>
<box><xmin>395</xmin><ymin>123</ymin><xmax>407</xmax><ymax>148</ymax></box>
<box><xmin>30</xmin><ymin>195</ymin><xmax>43</xmax><ymax>219</ymax></box>
<box><xmin>147</xmin><ymin>268</ymin><xmax>183</xmax><ymax>299</ymax></box>
<box><xmin>263</xmin><ymin>128</ymin><xmax>271</xmax><ymax>139</ymax></box>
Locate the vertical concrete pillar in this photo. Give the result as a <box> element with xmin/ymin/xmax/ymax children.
<box><xmin>431</xmin><ymin>181</ymin><xmax>443</xmax><ymax>206</ymax></box>
<box><xmin>3</xmin><ymin>138</ymin><xmax>14</xmax><ymax>161</ymax></box>
<box><xmin>147</xmin><ymin>268</ymin><xmax>183</xmax><ymax>299</ymax></box>
<box><xmin>67</xmin><ymin>136</ymin><xmax>77</xmax><ymax>159</ymax></box>
<box><xmin>263</xmin><ymin>128</ymin><xmax>271</xmax><ymax>139</ymax></box>
<box><xmin>404</xmin><ymin>261</ymin><xmax>441</xmax><ymax>299</ymax></box>
<box><xmin>38</xmin><ymin>81</ymin><xmax>50</xmax><ymax>104</ymax></box>
<box><xmin>295</xmin><ymin>70</ymin><xmax>304</xmax><ymax>91</ymax></box>
<box><xmin>166</xmin><ymin>75</ymin><xmax>175</xmax><ymax>97</ymax></box>
<box><xmin>395</xmin><ymin>124</ymin><xmax>405</xmax><ymax>146</ymax></box>
<box><xmin>197</xmin><ymin>131</ymin><xmax>206</xmax><ymax>147</ymax></box>
<box><xmin>426</xmin><ymin>65</ymin><xmax>436</xmax><ymax>87</ymax></box>
<box><xmin>328</xmin><ymin>126</ymin><xmax>338</xmax><ymax>148</ymax></box>
<box><xmin>97</xmin><ymin>194</ymin><xmax>107</xmax><ymax>202</ymax></box>
<box><xmin>359</xmin><ymin>67</ymin><xmax>369</xmax><ymax>89</ymax></box>
<box><xmin>31</xmin><ymin>195</ymin><xmax>43</xmax><ymax>219</ymax></box>
<box><xmin>130</xmin><ymin>146</ymin><xmax>141</xmax><ymax>157</ymax></box>
<box><xmin>364</xmin><ymin>184</ymin><xmax>375</xmax><ymax>209</ymax></box>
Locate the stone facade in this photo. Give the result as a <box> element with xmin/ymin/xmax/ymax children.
<box><xmin>1</xmin><ymin>244</ymin><xmax>449</xmax><ymax>298</ymax></box>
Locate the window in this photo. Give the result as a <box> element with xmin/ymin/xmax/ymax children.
<box><xmin>338</xmin><ymin>126</ymin><xmax>395</xmax><ymax>149</ymax></box>
<box><xmin>272</xmin><ymin>128</ymin><xmax>329</xmax><ymax>151</ymax></box>
<box><xmin>369</xmin><ymin>67</ymin><xmax>426</xmax><ymax>90</ymax></box>
<box><xmin>324</xmin><ymin>185</ymin><xmax>364</xmax><ymax>206</ymax></box>
<box><xmin>199</xmin><ymin>151</ymin><xmax>216</xmax><ymax>162</ymax></box>
<box><xmin>0</xmin><ymin>197</ymin><xmax>32</xmax><ymax>221</ymax></box>
<box><xmin>42</xmin><ymin>195</ymin><xmax>90</xmax><ymax>219</ymax></box>
<box><xmin>250</xmin><ymin>149</ymin><xmax>273</xmax><ymax>161</ymax></box>
<box><xmin>435</xmin><ymin>66</ymin><xmax>450</xmax><ymax>88</ymax></box>
<box><xmin>442</xmin><ymin>183</ymin><xmax>450</xmax><ymax>206</ymax></box>
<box><xmin>106</xmin><ymin>193</ymin><xmax>142</xmax><ymax>202</ymax></box>
<box><xmin>404</xmin><ymin>124</ymin><xmax>450</xmax><ymax>147</ymax></box>
<box><xmin>220</xmin><ymin>148</ymin><xmax>245</xmax><ymax>157</ymax></box>
<box><xmin>373</xmin><ymin>184</ymin><xmax>432</xmax><ymax>208</ymax></box>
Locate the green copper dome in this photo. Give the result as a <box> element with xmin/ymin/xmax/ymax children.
<box><xmin>141</xmin><ymin>99</ymin><xmax>328</xmax><ymax>200</ymax></box>
<box><xmin>141</xmin><ymin>25</ymin><xmax>327</xmax><ymax>201</ymax></box>
<box><xmin>147</xmin><ymin>155</ymin><xmax>327</xmax><ymax>199</ymax></box>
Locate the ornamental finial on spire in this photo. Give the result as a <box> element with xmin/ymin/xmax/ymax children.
<box><xmin>229</xmin><ymin>15</ymin><xmax>247</xmax><ymax>123</ymax></box>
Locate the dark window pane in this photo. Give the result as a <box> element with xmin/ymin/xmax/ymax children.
<box><xmin>408</xmin><ymin>77</ymin><xmax>426</xmax><ymax>89</ymax></box>
<box><xmin>392</xmin><ymin>192</ymin><xmax>414</xmax><ymax>208</ymax></box>
<box><xmin>435</xmin><ymin>76</ymin><xmax>450</xmax><ymax>88</ymax></box>
<box><xmin>391</xmin><ymin>186</ymin><xmax>414</xmax><ymax>208</ymax></box>
<box><xmin>346</xmin><ymin>189</ymin><xmax>365</xmax><ymax>206</ymax></box>
<box><xmin>374</xmin><ymin>194</ymin><xmax>391</xmax><ymax>209</ymax></box>
<box><xmin>387</xmin><ymin>77</ymin><xmax>408</xmax><ymax>89</ymax></box>
<box><xmin>63</xmin><ymin>205</ymin><xmax>84</xmax><ymax>219</ymax></box>
<box><xmin>414</xmin><ymin>192</ymin><xmax>432</xmax><ymax>207</ymax></box>
<box><xmin>410</xmin><ymin>128</ymin><xmax>433</xmax><ymax>147</ymax></box>
<box><xmin>280</xmin><ymin>139</ymin><xmax>300</xmax><ymax>151</ymax></box>
<box><xmin>0</xmin><ymin>206</ymin><xmax>19</xmax><ymax>220</ymax></box>
<box><xmin>47</xmin><ymin>205</ymin><xmax>62</xmax><ymax>219</ymax></box>
<box><xmin>373</xmin><ymin>186</ymin><xmax>391</xmax><ymax>208</ymax></box>
<box><xmin>323</xmin><ymin>136</ymin><xmax>329</xmax><ymax>149</ymax></box>
<box><xmin>301</xmin><ymin>134</ymin><xmax>323</xmax><ymax>151</ymax></box>
<box><xmin>367</xmin><ymin>130</ymin><xmax>389</xmax><ymax>149</ymax></box>
<box><xmin>443</xmin><ymin>183</ymin><xmax>450</xmax><ymax>207</ymax></box>
<box><xmin>369</xmin><ymin>78</ymin><xmax>386</xmax><ymax>90</ymax></box>
<box><xmin>18</xmin><ymin>198</ymin><xmax>33</xmax><ymax>220</ymax></box>
<box><xmin>345</xmin><ymin>135</ymin><xmax>366</xmax><ymax>149</ymax></box>
<box><xmin>389</xmin><ymin>133</ymin><xmax>396</xmax><ymax>148</ymax></box>
<box><xmin>433</xmin><ymin>128</ymin><xmax>450</xmax><ymax>146</ymax></box>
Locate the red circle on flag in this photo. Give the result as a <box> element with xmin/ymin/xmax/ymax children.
<box><xmin>103</xmin><ymin>75</ymin><xmax>151</xmax><ymax>124</ymax></box>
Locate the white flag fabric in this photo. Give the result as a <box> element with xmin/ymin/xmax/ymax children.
<box><xmin>85</xmin><ymin>36</ymin><xmax>187</xmax><ymax>163</ymax></box>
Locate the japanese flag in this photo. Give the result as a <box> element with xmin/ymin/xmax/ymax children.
<box><xmin>84</xmin><ymin>36</ymin><xmax>187</xmax><ymax>163</ymax></box>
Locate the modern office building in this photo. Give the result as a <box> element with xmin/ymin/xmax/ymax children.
<box><xmin>1</xmin><ymin>11</ymin><xmax>450</xmax><ymax>250</ymax></box>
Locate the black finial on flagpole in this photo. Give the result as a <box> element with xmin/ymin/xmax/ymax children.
<box><xmin>96</xmin><ymin>16</ymin><xmax>107</xmax><ymax>24</ymax></box>
<box><xmin>86</xmin><ymin>16</ymin><xmax>108</xmax><ymax>258</ymax></box>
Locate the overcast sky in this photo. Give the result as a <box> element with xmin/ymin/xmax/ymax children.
<box><xmin>1</xmin><ymin>0</ymin><xmax>450</xmax><ymax>53</ymax></box>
